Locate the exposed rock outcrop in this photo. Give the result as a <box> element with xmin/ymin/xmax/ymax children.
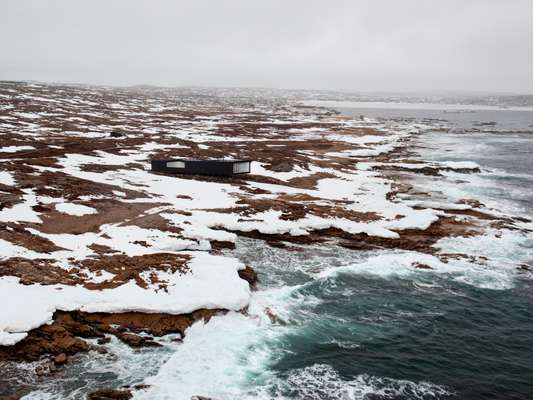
<box><xmin>0</xmin><ymin>308</ymin><xmax>225</xmax><ymax>362</ymax></box>
<box><xmin>87</xmin><ymin>389</ymin><xmax>132</xmax><ymax>400</ymax></box>
<box><xmin>238</xmin><ymin>266</ymin><xmax>258</xmax><ymax>289</ymax></box>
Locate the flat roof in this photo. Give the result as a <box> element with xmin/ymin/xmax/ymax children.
<box><xmin>153</xmin><ymin>158</ymin><xmax>252</xmax><ymax>163</ymax></box>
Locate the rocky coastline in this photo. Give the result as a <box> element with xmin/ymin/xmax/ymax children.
<box><xmin>0</xmin><ymin>81</ymin><xmax>530</xmax><ymax>399</ymax></box>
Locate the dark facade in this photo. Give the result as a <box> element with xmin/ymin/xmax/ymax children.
<box><xmin>151</xmin><ymin>158</ymin><xmax>252</xmax><ymax>177</ymax></box>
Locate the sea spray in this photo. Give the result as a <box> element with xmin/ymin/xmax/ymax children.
<box><xmin>134</xmin><ymin>286</ymin><xmax>300</xmax><ymax>400</ymax></box>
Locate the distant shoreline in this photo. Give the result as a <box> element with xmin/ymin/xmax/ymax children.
<box><xmin>301</xmin><ymin>100</ymin><xmax>533</xmax><ymax>112</ymax></box>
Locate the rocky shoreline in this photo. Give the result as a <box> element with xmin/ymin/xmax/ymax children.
<box><xmin>0</xmin><ymin>81</ymin><xmax>530</xmax><ymax>399</ymax></box>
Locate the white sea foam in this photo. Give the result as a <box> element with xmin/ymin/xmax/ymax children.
<box><xmin>435</xmin><ymin>230</ymin><xmax>532</xmax><ymax>290</ymax></box>
<box><xmin>263</xmin><ymin>364</ymin><xmax>451</xmax><ymax>400</ymax></box>
<box><xmin>134</xmin><ymin>286</ymin><xmax>298</xmax><ymax>400</ymax></box>
<box><xmin>20</xmin><ymin>335</ymin><xmax>180</xmax><ymax>400</ymax></box>
<box><xmin>131</xmin><ymin>282</ymin><xmax>450</xmax><ymax>400</ymax></box>
<box><xmin>316</xmin><ymin>249</ymin><xmax>520</xmax><ymax>291</ymax></box>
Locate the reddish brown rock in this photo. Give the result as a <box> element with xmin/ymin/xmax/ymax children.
<box><xmin>87</xmin><ymin>389</ymin><xmax>132</xmax><ymax>400</ymax></box>
<box><xmin>412</xmin><ymin>262</ymin><xmax>433</xmax><ymax>270</ymax></box>
<box><xmin>268</xmin><ymin>161</ymin><xmax>293</xmax><ymax>172</ymax></box>
<box><xmin>0</xmin><ymin>223</ymin><xmax>64</xmax><ymax>253</ymax></box>
<box><xmin>238</xmin><ymin>266</ymin><xmax>258</xmax><ymax>289</ymax></box>
<box><xmin>97</xmin><ymin>337</ymin><xmax>111</xmax><ymax>345</ymax></box>
<box><xmin>227</xmin><ymin>214</ymin><xmax>481</xmax><ymax>254</ymax></box>
<box><xmin>54</xmin><ymin>353</ymin><xmax>68</xmax><ymax>365</ymax></box>
<box><xmin>518</xmin><ymin>264</ymin><xmax>531</xmax><ymax>272</ymax></box>
<box><xmin>116</xmin><ymin>333</ymin><xmax>161</xmax><ymax>348</ymax></box>
<box><xmin>0</xmin><ymin>309</ymin><xmax>225</xmax><ymax>362</ymax></box>
<box><xmin>0</xmin><ymin>323</ymin><xmax>90</xmax><ymax>361</ymax></box>
<box><xmin>210</xmin><ymin>240</ymin><xmax>236</xmax><ymax>250</ymax></box>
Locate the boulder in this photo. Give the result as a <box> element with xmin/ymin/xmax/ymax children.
<box><xmin>54</xmin><ymin>353</ymin><xmax>67</xmax><ymax>365</ymax></box>
<box><xmin>269</xmin><ymin>162</ymin><xmax>293</xmax><ymax>172</ymax></box>
<box><xmin>87</xmin><ymin>389</ymin><xmax>132</xmax><ymax>400</ymax></box>
<box><xmin>238</xmin><ymin>266</ymin><xmax>258</xmax><ymax>288</ymax></box>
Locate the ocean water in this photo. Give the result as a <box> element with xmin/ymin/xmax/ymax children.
<box><xmin>16</xmin><ymin>106</ymin><xmax>533</xmax><ymax>400</ymax></box>
<box><xmin>332</xmin><ymin>105</ymin><xmax>533</xmax><ymax>132</ymax></box>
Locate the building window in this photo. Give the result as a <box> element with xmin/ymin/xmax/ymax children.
<box><xmin>167</xmin><ymin>161</ymin><xmax>185</xmax><ymax>168</ymax></box>
<box><xmin>233</xmin><ymin>161</ymin><xmax>250</xmax><ymax>174</ymax></box>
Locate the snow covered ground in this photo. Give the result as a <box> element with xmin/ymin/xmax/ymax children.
<box><xmin>0</xmin><ymin>81</ymin><xmax>521</xmax><ymax>352</ymax></box>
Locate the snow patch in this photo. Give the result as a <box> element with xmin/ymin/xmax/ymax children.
<box><xmin>55</xmin><ymin>202</ymin><xmax>98</xmax><ymax>216</ymax></box>
<box><xmin>0</xmin><ymin>170</ymin><xmax>15</xmax><ymax>186</ymax></box>
<box><xmin>0</xmin><ymin>145</ymin><xmax>35</xmax><ymax>153</ymax></box>
<box><xmin>0</xmin><ymin>252</ymin><xmax>250</xmax><ymax>345</ymax></box>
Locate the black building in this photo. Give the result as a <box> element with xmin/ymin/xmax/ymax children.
<box><xmin>151</xmin><ymin>158</ymin><xmax>252</xmax><ymax>177</ymax></box>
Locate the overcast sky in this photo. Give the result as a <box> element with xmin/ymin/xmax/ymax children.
<box><xmin>1</xmin><ymin>0</ymin><xmax>532</xmax><ymax>93</ymax></box>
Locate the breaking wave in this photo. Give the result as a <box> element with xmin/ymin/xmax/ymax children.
<box><xmin>262</xmin><ymin>364</ymin><xmax>451</xmax><ymax>400</ymax></box>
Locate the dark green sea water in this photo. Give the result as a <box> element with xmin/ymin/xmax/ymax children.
<box><xmin>235</xmin><ymin>243</ymin><xmax>533</xmax><ymax>400</ymax></box>
<box><xmin>247</xmin><ymin>105</ymin><xmax>532</xmax><ymax>400</ymax></box>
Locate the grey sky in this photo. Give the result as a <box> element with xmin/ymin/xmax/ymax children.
<box><xmin>1</xmin><ymin>0</ymin><xmax>532</xmax><ymax>93</ymax></box>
